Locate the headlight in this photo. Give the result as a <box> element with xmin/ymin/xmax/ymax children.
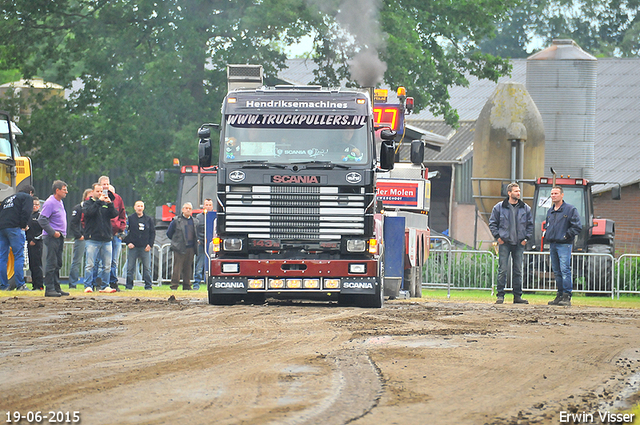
<box><xmin>286</xmin><ymin>279</ymin><xmax>302</xmax><ymax>289</ymax></box>
<box><xmin>223</xmin><ymin>238</ymin><xmax>243</xmax><ymax>251</ymax></box>
<box><xmin>347</xmin><ymin>239</ymin><xmax>367</xmax><ymax>252</ymax></box>
<box><xmin>248</xmin><ymin>279</ymin><xmax>265</xmax><ymax>289</ymax></box>
<box><xmin>221</xmin><ymin>263</ymin><xmax>239</xmax><ymax>273</ymax></box>
<box><xmin>349</xmin><ymin>264</ymin><xmax>366</xmax><ymax>274</ymax></box>
<box><xmin>324</xmin><ymin>279</ymin><xmax>340</xmax><ymax>289</ymax></box>
<box><xmin>269</xmin><ymin>279</ymin><xmax>284</xmax><ymax>289</ymax></box>
<box><xmin>303</xmin><ymin>279</ymin><xmax>320</xmax><ymax>289</ymax></box>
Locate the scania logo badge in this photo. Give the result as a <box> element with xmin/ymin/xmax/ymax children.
<box><xmin>229</xmin><ymin>170</ymin><xmax>246</xmax><ymax>182</ymax></box>
<box><xmin>346</xmin><ymin>172</ymin><xmax>362</xmax><ymax>184</ymax></box>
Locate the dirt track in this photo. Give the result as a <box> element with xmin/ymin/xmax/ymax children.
<box><xmin>1</xmin><ymin>295</ymin><xmax>639</xmax><ymax>425</ymax></box>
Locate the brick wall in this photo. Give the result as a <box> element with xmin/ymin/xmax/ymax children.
<box><xmin>593</xmin><ymin>184</ymin><xmax>640</xmax><ymax>255</ymax></box>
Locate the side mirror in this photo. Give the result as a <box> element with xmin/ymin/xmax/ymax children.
<box><xmin>155</xmin><ymin>170</ymin><xmax>165</xmax><ymax>184</ymax></box>
<box><xmin>199</xmin><ymin>139</ymin><xmax>212</xmax><ymax>168</ymax></box>
<box><xmin>379</xmin><ymin>142</ymin><xmax>395</xmax><ymax>170</ymax></box>
<box><xmin>198</xmin><ymin>127</ymin><xmax>211</xmax><ymax>139</ymax></box>
<box><xmin>611</xmin><ymin>184</ymin><xmax>621</xmax><ymax>200</ymax></box>
<box><xmin>380</xmin><ymin>129</ymin><xmax>396</xmax><ymax>141</ymax></box>
<box><xmin>410</xmin><ymin>140</ymin><xmax>424</xmax><ymax>165</ymax></box>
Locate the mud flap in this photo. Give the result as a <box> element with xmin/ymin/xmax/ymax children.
<box><xmin>208</xmin><ymin>276</ymin><xmax>247</xmax><ymax>305</ymax></box>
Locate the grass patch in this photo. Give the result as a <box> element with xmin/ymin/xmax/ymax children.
<box><xmin>3</xmin><ymin>286</ymin><xmax>640</xmax><ymax>308</ymax></box>
<box><xmin>417</xmin><ymin>289</ymin><xmax>640</xmax><ymax>309</ymax></box>
<box><xmin>0</xmin><ymin>284</ymin><xmax>207</xmax><ymax>299</ymax></box>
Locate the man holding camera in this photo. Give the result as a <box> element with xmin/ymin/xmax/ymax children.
<box><xmin>83</xmin><ymin>183</ymin><xmax>118</xmax><ymax>293</ymax></box>
<box><xmin>98</xmin><ymin>175</ymin><xmax>127</xmax><ymax>291</ymax></box>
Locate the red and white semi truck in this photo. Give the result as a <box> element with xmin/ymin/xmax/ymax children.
<box><xmin>197</xmin><ymin>65</ymin><xmax>431</xmax><ymax>307</ymax></box>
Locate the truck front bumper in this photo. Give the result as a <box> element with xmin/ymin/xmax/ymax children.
<box><xmin>209</xmin><ymin>259</ymin><xmax>379</xmax><ymax>294</ymax></box>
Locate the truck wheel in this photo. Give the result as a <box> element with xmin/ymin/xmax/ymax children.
<box><xmin>585</xmin><ymin>244</ymin><xmax>614</xmax><ymax>294</ymax></box>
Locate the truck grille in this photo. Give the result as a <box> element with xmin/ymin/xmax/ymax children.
<box><xmin>222</xmin><ymin>186</ymin><xmax>368</xmax><ymax>240</ymax></box>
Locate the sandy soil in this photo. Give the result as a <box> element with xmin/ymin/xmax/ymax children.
<box><xmin>1</xmin><ymin>295</ymin><xmax>639</xmax><ymax>425</ymax></box>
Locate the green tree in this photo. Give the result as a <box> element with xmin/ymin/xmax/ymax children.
<box><xmin>308</xmin><ymin>0</ymin><xmax>517</xmax><ymax>125</ymax></box>
<box><xmin>479</xmin><ymin>0</ymin><xmax>640</xmax><ymax>58</ymax></box>
<box><xmin>1</xmin><ymin>0</ymin><xmax>516</xmax><ymax>204</ymax></box>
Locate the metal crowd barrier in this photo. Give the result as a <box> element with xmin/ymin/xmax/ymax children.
<box><xmin>22</xmin><ymin>239</ymin><xmax>638</xmax><ymax>297</ymax></box>
<box><xmin>424</xmin><ymin>239</ymin><xmax>628</xmax><ymax>299</ymax></box>
<box><xmin>616</xmin><ymin>254</ymin><xmax>640</xmax><ymax>298</ymax></box>
<box><xmin>24</xmin><ymin>241</ymin><xmax>193</xmax><ymax>287</ymax></box>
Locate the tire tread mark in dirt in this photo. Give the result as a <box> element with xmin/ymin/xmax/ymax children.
<box><xmin>269</xmin><ymin>350</ymin><xmax>383</xmax><ymax>425</ymax></box>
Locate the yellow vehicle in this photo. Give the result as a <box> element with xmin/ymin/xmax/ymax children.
<box><xmin>1</xmin><ymin>111</ymin><xmax>33</xmax><ymax>284</ymax></box>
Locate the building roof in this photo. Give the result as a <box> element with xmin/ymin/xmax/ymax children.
<box><xmin>0</xmin><ymin>78</ymin><xmax>64</xmax><ymax>90</ymax></box>
<box><xmin>280</xmin><ymin>58</ymin><xmax>640</xmax><ymax>191</ymax></box>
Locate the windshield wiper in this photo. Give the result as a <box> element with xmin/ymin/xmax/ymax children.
<box><xmin>292</xmin><ymin>160</ymin><xmax>350</xmax><ymax>169</ymax></box>
<box><xmin>238</xmin><ymin>160</ymin><xmax>286</xmax><ymax>169</ymax></box>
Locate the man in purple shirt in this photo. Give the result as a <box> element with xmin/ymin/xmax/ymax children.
<box><xmin>38</xmin><ymin>180</ymin><xmax>69</xmax><ymax>297</ymax></box>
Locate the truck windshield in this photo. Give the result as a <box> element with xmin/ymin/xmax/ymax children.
<box><xmin>0</xmin><ymin>135</ymin><xmax>19</xmax><ymax>157</ymax></box>
<box><xmin>179</xmin><ymin>175</ymin><xmax>218</xmax><ymax>209</ymax></box>
<box><xmin>222</xmin><ymin>115</ymin><xmax>369</xmax><ymax>165</ymax></box>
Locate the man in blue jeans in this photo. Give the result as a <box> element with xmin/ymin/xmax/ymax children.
<box><xmin>98</xmin><ymin>176</ymin><xmax>126</xmax><ymax>291</ymax></box>
<box><xmin>83</xmin><ymin>183</ymin><xmax>118</xmax><ymax>293</ymax></box>
<box><xmin>545</xmin><ymin>186</ymin><xmax>583</xmax><ymax>306</ymax></box>
<box><xmin>193</xmin><ymin>198</ymin><xmax>215</xmax><ymax>290</ymax></box>
<box><xmin>0</xmin><ymin>185</ymin><xmax>35</xmax><ymax>291</ymax></box>
<box><xmin>68</xmin><ymin>188</ymin><xmax>92</xmax><ymax>289</ymax></box>
<box><xmin>489</xmin><ymin>182</ymin><xmax>534</xmax><ymax>304</ymax></box>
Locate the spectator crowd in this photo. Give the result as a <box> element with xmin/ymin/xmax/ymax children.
<box><xmin>0</xmin><ymin>176</ymin><xmax>215</xmax><ymax>296</ymax></box>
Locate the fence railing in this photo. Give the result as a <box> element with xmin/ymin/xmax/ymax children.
<box><xmin>24</xmin><ymin>241</ymin><xmax>192</xmax><ymax>287</ymax></box>
<box><xmin>21</xmin><ymin>239</ymin><xmax>640</xmax><ymax>297</ymax></box>
<box><xmin>425</xmin><ymin>239</ymin><xmax>635</xmax><ymax>300</ymax></box>
<box><xmin>616</xmin><ymin>254</ymin><xmax>640</xmax><ymax>298</ymax></box>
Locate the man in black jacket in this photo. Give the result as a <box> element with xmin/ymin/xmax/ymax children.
<box><xmin>123</xmin><ymin>201</ymin><xmax>155</xmax><ymax>290</ymax></box>
<box><xmin>26</xmin><ymin>196</ymin><xmax>44</xmax><ymax>290</ymax></box>
<box><xmin>167</xmin><ymin>202</ymin><xmax>197</xmax><ymax>290</ymax></box>
<box><xmin>488</xmin><ymin>183</ymin><xmax>534</xmax><ymax>304</ymax></box>
<box><xmin>82</xmin><ymin>183</ymin><xmax>118</xmax><ymax>293</ymax></box>
<box><xmin>68</xmin><ymin>188</ymin><xmax>92</xmax><ymax>289</ymax></box>
<box><xmin>0</xmin><ymin>185</ymin><xmax>35</xmax><ymax>291</ymax></box>
<box><xmin>545</xmin><ymin>186</ymin><xmax>583</xmax><ymax>306</ymax></box>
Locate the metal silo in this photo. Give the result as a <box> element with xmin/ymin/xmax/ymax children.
<box><xmin>526</xmin><ymin>39</ymin><xmax>597</xmax><ymax>179</ymax></box>
<box><xmin>472</xmin><ymin>82</ymin><xmax>545</xmax><ymax>223</ymax></box>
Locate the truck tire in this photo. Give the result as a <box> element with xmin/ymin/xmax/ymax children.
<box><xmin>585</xmin><ymin>244</ymin><xmax>614</xmax><ymax>294</ymax></box>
